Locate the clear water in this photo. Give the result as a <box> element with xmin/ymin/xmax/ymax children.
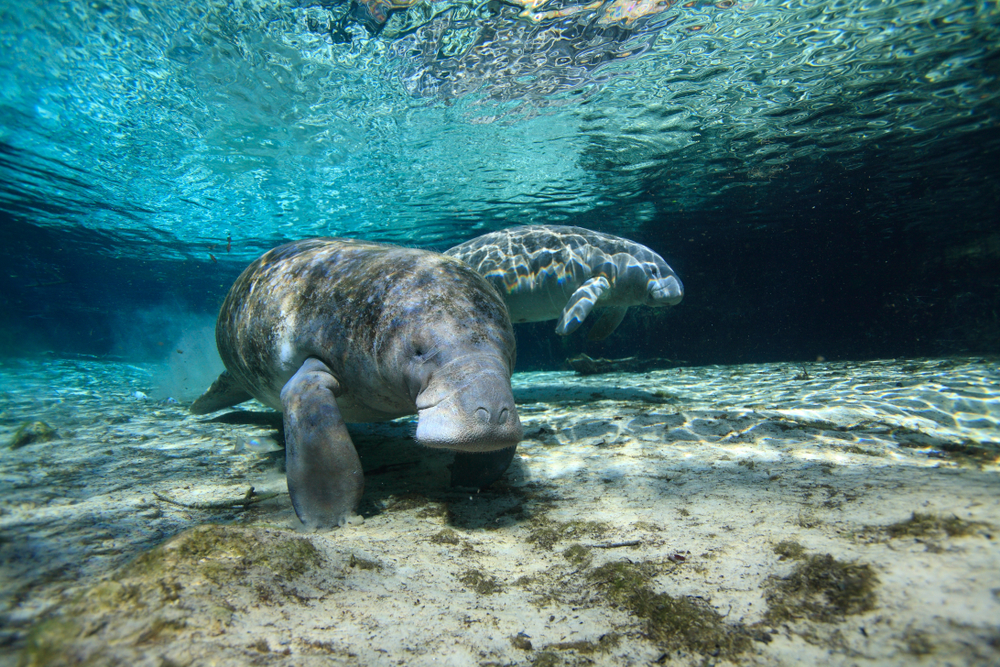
<box><xmin>1</xmin><ymin>0</ymin><xmax>998</xmax><ymax>258</ymax></box>
<box><xmin>2</xmin><ymin>3</ymin><xmax>1000</xmax><ymax>661</ymax></box>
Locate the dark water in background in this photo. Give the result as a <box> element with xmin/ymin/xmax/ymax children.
<box><xmin>1</xmin><ymin>0</ymin><xmax>998</xmax><ymax>368</ymax></box>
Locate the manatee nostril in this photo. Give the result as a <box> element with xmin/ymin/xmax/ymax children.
<box><xmin>475</xmin><ymin>407</ymin><xmax>490</xmax><ymax>422</ymax></box>
<box><xmin>498</xmin><ymin>407</ymin><xmax>509</xmax><ymax>424</ymax></box>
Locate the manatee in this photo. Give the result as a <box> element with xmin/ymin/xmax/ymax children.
<box><xmin>191</xmin><ymin>238</ymin><xmax>522</xmax><ymax>530</ymax></box>
<box><xmin>445</xmin><ymin>225</ymin><xmax>683</xmax><ymax>341</ymax></box>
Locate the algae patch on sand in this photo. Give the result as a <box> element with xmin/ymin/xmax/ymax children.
<box><xmin>124</xmin><ymin>523</ymin><xmax>321</xmax><ymax>582</ymax></box>
<box><xmin>527</xmin><ymin>519</ymin><xmax>610</xmax><ymax>551</ymax></box>
<box><xmin>587</xmin><ymin>560</ymin><xmax>755</xmax><ymax>659</ymax></box>
<box><xmin>20</xmin><ymin>525</ymin><xmax>324</xmax><ymax>667</ymax></box>
<box><xmin>764</xmin><ymin>553</ymin><xmax>878</xmax><ymax>624</ymax></box>
<box><xmin>863</xmin><ymin>512</ymin><xmax>993</xmax><ymax>541</ymax></box>
<box><xmin>459</xmin><ymin>568</ymin><xmax>503</xmax><ymax>595</ymax></box>
<box><xmin>8</xmin><ymin>421</ymin><xmax>57</xmax><ymax>449</ymax></box>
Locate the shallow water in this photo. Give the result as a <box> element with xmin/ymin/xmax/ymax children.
<box><xmin>1</xmin><ymin>355</ymin><xmax>997</xmax><ymax>664</ymax></box>
<box><xmin>2</xmin><ymin>0</ymin><xmax>998</xmax><ymax>254</ymax></box>
<box><xmin>1</xmin><ymin>0</ymin><xmax>999</xmax><ymax>663</ymax></box>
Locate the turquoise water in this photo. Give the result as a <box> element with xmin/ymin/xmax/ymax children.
<box><xmin>1</xmin><ymin>0</ymin><xmax>998</xmax><ymax>257</ymax></box>
<box><xmin>1</xmin><ymin>4</ymin><xmax>999</xmax><ymax>662</ymax></box>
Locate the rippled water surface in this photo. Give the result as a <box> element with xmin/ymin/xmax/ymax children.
<box><xmin>1</xmin><ymin>0</ymin><xmax>998</xmax><ymax>257</ymax></box>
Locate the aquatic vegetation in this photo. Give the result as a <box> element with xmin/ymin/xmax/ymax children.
<box><xmin>459</xmin><ymin>569</ymin><xmax>503</xmax><ymax>595</ymax></box>
<box><xmin>527</xmin><ymin>519</ymin><xmax>610</xmax><ymax>551</ymax></box>
<box><xmin>383</xmin><ymin>492</ymin><xmax>433</xmax><ymax>512</ymax></box>
<box><xmin>764</xmin><ymin>554</ymin><xmax>878</xmax><ymax>624</ymax></box>
<box><xmin>430</xmin><ymin>528</ymin><xmax>462</xmax><ymax>545</ymax></box>
<box><xmin>124</xmin><ymin>523</ymin><xmax>321</xmax><ymax>582</ymax></box>
<box><xmin>860</xmin><ymin>512</ymin><xmax>993</xmax><ymax>541</ymax></box>
<box><xmin>588</xmin><ymin>560</ymin><xmax>754</xmax><ymax>658</ymax></box>
<box><xmin>562</xmin><ymin>543</ymin><xmax>592</xmax><ymax>566</ymax></box>
<box><xmin>348</xmin><ymin>554</ymin><xmax>381</xmax><ymax>571</ymax></box>
<box><xmin>773</xmin><ymin>539</ymin><xmax>807</xmax><ymax>561</ymax></box>
<box><xmin>8</xmin><ymin>421</ymin><xmax>57</xmax><ymax>449</ymax></box>
<box><xmin>20</xmin><ymin>525</ymin><xmax>323</xmax><ymax>666</ymax></box>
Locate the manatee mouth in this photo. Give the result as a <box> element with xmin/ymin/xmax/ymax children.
<box><xmin>414</xmin><ymin>374</ymin><xmax>522</xmax><ymax>452</ymax></box>
<box><xmin>650</xmin><ymin>275</ymin><xmax>684</xmax><ymax>305</ymax></box>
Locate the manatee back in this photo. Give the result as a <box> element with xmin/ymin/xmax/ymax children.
<box><xmin>447</xmin><ymin>225</ymin><xmax>650</xmax><ymax>322</ymax></box>
<box><xmin>216</xmin><ymin>238</ymin><xmax>515</xmax><ymax>411</ymax></box>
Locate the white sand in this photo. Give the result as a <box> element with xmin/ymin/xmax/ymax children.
<box><xmin>1</xmin><ymin>356</ymin><xmax>998</xmax><ymax>665</ymax></box>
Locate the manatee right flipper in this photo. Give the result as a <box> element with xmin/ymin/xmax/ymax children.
<box><xmin>450</xmin><ymin>446</ymin><xmax>517</xmax><ymax>489</ymax></box>
<box><xmin>280</xmin><ymin>357</ymin><xmax>364</xmax><ymax>530</ymax></box>
<box><xmin>555</xmin><ymin>276</ymin><xmax>610</xmax><ymax>335</ymax></box>
<box><xmin>190</xmin><ymin>370</ymin><xmax>253</xmax><ymax>415</ymax></box>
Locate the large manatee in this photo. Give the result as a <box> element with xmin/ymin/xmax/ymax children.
<box><xmin>446</xmin><ymin>225</ymin><xmax>683</xmax><ymax>341</ymax></box>
<box><xmin>191</xmin><ymin>238</ymin><xmax>522</xmax><ymax>529</ymax></box>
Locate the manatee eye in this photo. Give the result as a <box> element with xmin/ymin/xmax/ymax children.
<box><xmin>412</xmin><ymin>343</ymin><xmax>439</xmax><ymax>363</ymax></box>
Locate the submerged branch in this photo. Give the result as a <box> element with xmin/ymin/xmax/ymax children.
<box><xmin>153</xmin><ymin>486</ymin><xmax>285</xmax><ymax>511</ymax></box>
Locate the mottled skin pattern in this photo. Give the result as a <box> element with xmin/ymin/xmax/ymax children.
<box><xmin>446</xmin><ymin>225</ymin><xmax>683</xmax><ymax>341</ymax></box>
<box><xmin>192</xmin><ymin>238</ymin><xmax>522</xmax><ymax>529</ymax></box>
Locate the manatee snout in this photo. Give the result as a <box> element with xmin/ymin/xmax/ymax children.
<box><xmin>415</xmin><ymin>369</ymin><xmax>522</xmax><ymax>452</ymax></box>
<box><xmin>650</xmin><ymin>274</ymin><xmax>684</xmax><ymax>306</ymax></box>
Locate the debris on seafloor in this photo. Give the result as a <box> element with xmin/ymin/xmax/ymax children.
<box><xmin>563</xmin><ymin>353</ymin><xmax>683</xmax><ymax>375</ymax></box>
<box><xmin>153</xmin><ymin>486</ymin><xmax>286</xmax><ymax>512</ymax></box>
<box><xmin>8</xmin><ymin>421</ymin><xmax>58</xmax><ymax>449</ymax></box>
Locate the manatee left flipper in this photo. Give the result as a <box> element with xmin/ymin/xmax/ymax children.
<box><xmin>190</xmin><ymin>370</ymin><xmax>253</xmax><ymax>414</ymax></box>
<box><xmin>587</xmin><ymin>306</ymin><xmax>628</xmax><ymax>341</ymax></box>
<box><xmin>280</xmin><ymin>357</ymin><xmax>364</xmax><ymax>530</ymax></box>
<box><xmin>555</xmin><ymin>276</ymin><xmax>610</xmax><ymax>336</ymax></box>
<box><xmin>450</xmin><ymin>446</ymin><xmax>517</xmax><ymax>489</ymax></box>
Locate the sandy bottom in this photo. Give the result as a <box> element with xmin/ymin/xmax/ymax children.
<box><xmin>1</xmin><ymin>356</ymin><xmax>998</xmax><ymax>666</ymax></box>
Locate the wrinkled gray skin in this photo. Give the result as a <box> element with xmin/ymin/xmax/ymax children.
<box><xmin>446</xmin><ymin>225</ymin><xmax>683</xmax><ymax>341</ymax></box>
<box><xmin>191</xmin><ymin>238</ymin><xmax>522</xmax><ymax>530</ymax></box>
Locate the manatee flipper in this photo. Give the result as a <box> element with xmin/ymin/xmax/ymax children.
<box><xmin>555</xmin><ymin>276</ymin><xmax>610</xmax><ymax>336</ymax></box>
<box><xmin>190</xmin><ymin>370</ymin><xmax>253</xmax><ymax>415</ymax></box>
<box><xmin>450</xmin><ymin>446</ymin><xmax>517</xmax><ymax>489</ymax></box>
<box><xmin>587</xmin><ymin>306</ymin><xmax>628</xmax><ymax>341</ymax></box>
<box><xmin>280</xmin><ymin>357</ymin><xmax>363</xmax><ymax>530</ymax></box>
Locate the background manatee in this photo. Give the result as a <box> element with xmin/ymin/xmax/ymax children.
<box><xmin>446</xmin><ymin>225</ymin><xmax>683</xmax><ymax>341</ymax></box>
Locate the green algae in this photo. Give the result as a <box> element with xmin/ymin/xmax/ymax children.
<box><xmin>773</xmin><ymin>539</ymin><xmax>807</xmax><ymax>560</ymax></box>
<box><xmin>531</xmin><ymin>652</ymin><xmax>562</xmax><ymax>667</ymax></box>
<box><xmin>20</xmin><ymin>525</ymin><xmax>323</xmax><ymax>666</ymax></box>
<box><xmin>765</xmin><ymin>553</ymin><xmax>878</xmax><ymax>624</ymax></box>
<box><xmin>527</xmin><ymin>519</ymin><xmax>610</xmax><ymax>551</ymax></box>
<box><xmin>9</xmin><ymin>421</ymin><xmax>57</xmax><ymax>449</ymax></box>
<box><xmin>348</xmin><ymin>554</ymin><xmax>381</xmax><ymax>571</ymax></box>
<box><xmin>459</xmin><ymin>569</ymin><xmax>503</xmax><ymax>595</ymax></box>
<box><xmin>20</xmin><ymin>619</ymin><xmax>81</xmax><ymax>667</ymax></box>
<box><xmin>882</xmin><ymin>512</ymin><xmax>991</xmax><ymax>539</ymax></box>
<box><xmin>587</xmin><ymin>560</ymin><xmax>753</xmax><ymax>658</ymax></box>
<box><xmin>123</xmin><ymin>523</ymin><xmax>321</xmax><ymax>583</ymax></box>
<box><xmin>430</xmin><ymin>528</ymin><xmax>462</xmax><ymax>545</ymax></box>
<box><xmin>562</xmin><ymin>543</ymin><xmax>592</xmax><ymax>567</ymax></box>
